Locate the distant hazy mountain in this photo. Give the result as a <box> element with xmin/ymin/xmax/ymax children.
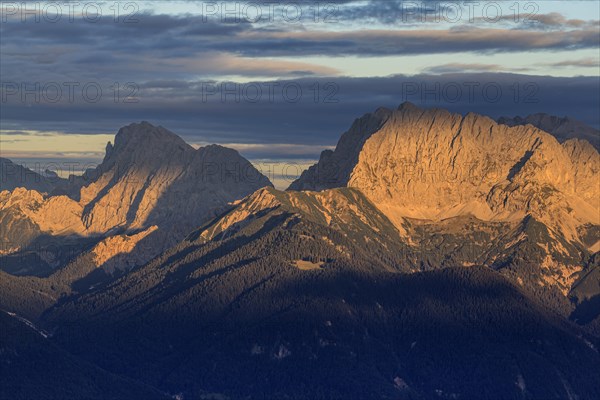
<box><xmin>0</xmin><ymin>157</ymin><xmax>65</xmax><ymax>193</ymax></box>
<box><xmin>498</xmin><ymin>113</ymin><xmax>600</xmax><ymax>150</ymax></box>
<box><xmin>0</xmin><ymin>122</ymin><xmax>271</xmax><ymax>275</ymax></box>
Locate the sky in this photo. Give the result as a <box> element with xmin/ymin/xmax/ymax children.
<box><xmin>1</xmin><ymin>0</ymin><xmax>599</xmax><ymax>187</ymax></box>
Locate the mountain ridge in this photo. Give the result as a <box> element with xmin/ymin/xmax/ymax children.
<box><xmin>1</xmin><ymin>107</ymin><xmax>599</xmax><ymax>400</ymax></box>
<box><xmin>290</xmin><ymin>103</ymin><xmax>599</xmax><ymax>245</ymax></box>
<box><xmin>498</xmin><ymin>113</ymin><xmax>600</xmax><ymax>150</ymax></box>
<box><xmin>0</xmin><ymin>122</ymin><xmax>272</xmax><ymax>275</ymax></box>
<box><xmin>0</xmin><ymin>157</ymin><xmax>66</xmax><ymax>193</ymax></box>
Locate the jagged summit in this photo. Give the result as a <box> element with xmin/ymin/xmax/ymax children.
<box><xmin>77</xmin><ymin>122</ymin><xmax>272</xmax><ymax>235</ymax></box>
<box><xmin>289</xmin><ymin>103</ymin><xmax>509</xmax><ymax>192</ymax></box>
<box><xmin>397</xmin><ymin>101</ymin><xmax>419</xmax><ymax>111</ymax></box>
<box><xmin>114</xmin><ymin>121</ymin><xmax>185</xmax><ymax>143</ymax></box>
<box><xmin>103</xmin><ymin>122</ymin><xmax>193</xmax><ymax>163</ymax></box>
<box><xmin>105</xmin><ymin>124</ymin><xmax>251</xmax><ymax>170</ymax></box>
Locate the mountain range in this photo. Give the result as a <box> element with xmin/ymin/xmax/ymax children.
<box><xmin>0</xmin><ymin>122</ymin><xmax>270</xmax><ymax>276</ymax></box>
<box><xmin>1</xmin><ymin>103</ymin><xmax>599</xmax><ymax>399</ymax></box>
<box><xmin>0</xmin><ymin>157</ymin><xmax>66</xmax><ymax>193</ymax></box>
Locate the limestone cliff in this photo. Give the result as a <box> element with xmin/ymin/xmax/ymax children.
<box><xmin>290</xmin><ymin>103</ymin><xmax>599</xmax><ymax>245</ymax></box>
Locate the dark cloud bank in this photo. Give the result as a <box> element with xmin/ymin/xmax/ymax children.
<box><xmin>1</xmin><ymin>73</ymin><xmax>598</xmax><ymax>160</ymax></box>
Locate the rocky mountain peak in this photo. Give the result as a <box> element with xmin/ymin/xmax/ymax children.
<box><xmin>288</xmin><ymin>107</ymin><xmax>392</xmax><ymax>191</ymax></box>
<box><xmin>198</xmin><ymin>143</ymin><xmax>237</xmax><ymax>156</ymax></box>
<box><xmin>76</xmin><ymin>122</ymin><xmax>271</xmax><ymax>235</ymax></box>
<box><xmin>395</xmin><ymin>101</ymin><xmax>428</xmax><ymax>117</ymax></box>
<box><xmin>0</xmin><ymin>123</ymin><xmax>272</xmax><ymax>273</ymax></box>
<box><xmin>290</xmin><ymin>103</ymin><xmax>599</xmax><ymax>246</ymax></box>
<box><xmin>114</xmin><ymin>121</ymin><xmax>187</xmax><ymax>145</ymax></box>
<box><xmin>105</xmin><ymin>122</ymin><xmax>193</xmax><ymax>164</ymax></box>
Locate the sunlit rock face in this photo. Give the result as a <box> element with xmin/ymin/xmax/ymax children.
<box><xmin>79</xmin><ymin>121</ymin><xmax>272</xmax><ymax>237</ymax></box>
<box><xmin>0</xmin><ymin>122</ymin><xmax>272</xmax><ymax>273</ymax></box>
<box><xmin>288</xmin><ymin>107</ymin><xmax>392</xmax><ymax>192</ymax></box>
<box><xmin>289</xmin><ymin>103</ymin><xmax>599</xmax><ymax>296</ymax></box>
<box><xmin>291</xmin><ymin>102</ymin><xmax>599</xmax><ymax>241</ymax></box>
<box><xmin>0</xmin><ymin>188</ymin><xmax>86</xmax><ymax>266</ymax></box>
<box><xmin>90</xmin><ymin>225</ymin><xmax>159</xmax><ymax>272</ymax></box>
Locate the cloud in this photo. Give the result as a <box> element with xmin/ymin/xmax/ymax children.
<box><xmin>472</xmin><ymin>12</ymin><xmax>598</xmax><ymax>30</ymax></box>
<box><xmin>543</xmin><ymin>57</ymin><xmax>600</xmax><ymax>68</ymax></box>
<box><xmin>2</xmin><ymin>10</ymin><xmax>598</xmax><ymax>87</ymax></box>
<box><xmin>1</xmin><ymin>4</ymin><xmax>598</xmax><ymax>157</ymax></box>
<box><xmin>526</xmin><ymin>13</ymin><xmax>596</xmax><ymax>29</ymax></box>
<box><xmin>326</xmin><ymin>0</ymin><xmax>463</xmax><ymax>25</ymax></box>
<box><xmin>228</xmin><ymin>27</ymin><xmax>600</xmax><ymax>57</ymax></box>
<box><xmin>0</xmin><ymin>150</ymin><xmax>105</xmax><ymax>159</ymax></box>
<box><xmin>2</xmin><ymin>74</ymin><xmax>598</xmax><ymax>151</ymax></box>
<box><xmin>423</xmin><ymin>63</ymin><xmax>530</xmax><ymax>74</ymax></box>
<box><xmin>161</xmin><ymin>53</ymin><xmax>340</xmax><ymax>77</ymax></box>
